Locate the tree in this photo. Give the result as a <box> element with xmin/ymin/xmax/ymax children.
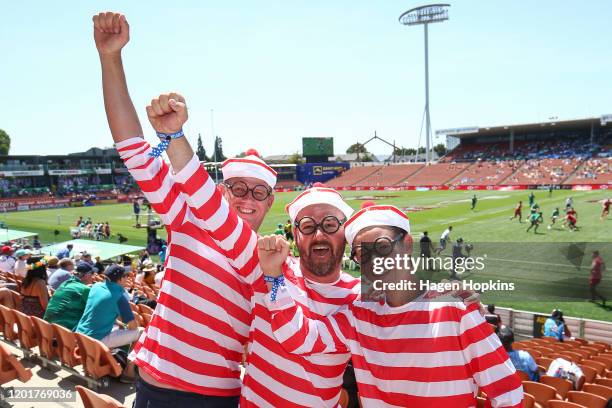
<box><xmin>433</xmin><ymin>143</ymin><xmax>447</xmax><ymax>157</ymax></box>
<box><xmin>288</xmin><ymin>152</ymin><xmax>304</xmax><ymax>164</ymax></box>
<box><xmin>0</xmin><ymin>129</ymin><xmax>10</xmax><ymax>155</ymax></box>
<box><xmin>417</xmin><ymin>147</ymin><xmax>426</xmax><ymax>154</ymax></box>
<box><xmin>346</xmin><ymin>142</ymin><xmax>369</xmax><ymax>154</ymax></box>
<box><xmin>213</xmin><ymin>135</ymin><xmax>226</xmax><ymax>162</ymax></box>
<box><xmin>235</xmin><ymin>151</ymin><xmax>247</xmax><ymax>158</ymax></box>
<box><xmin>196</xmin><ymin>134</ymin><xmax>209</xmax><ymax>162</ymax></box>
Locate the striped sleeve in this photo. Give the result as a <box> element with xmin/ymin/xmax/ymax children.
<box><xmin>114</xmin><ymin>137</ymin><xmax>188</xmax><ymax>232</ymax></box>
<box><xmin>172</xmin><ymin>155</ymin><xmax>260</xmax><ymax>283</ymax></box>
<box><xmin>458</xmin><ymin>304</ymin><xmax>523</xmax><ymax>408</ymax></box>
<box><xmin>265</xmin><ymin>287</ymin><xmax>351</xmax><ymax>356</ymax></box>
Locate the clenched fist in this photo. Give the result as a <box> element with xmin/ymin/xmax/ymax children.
<box><xmin>146</xmin><ymin>93</ymin><xmax>188</xmax><ymax>134</ymax></box>
<box><xmin>93</xmin><ymin>12</ymin><xmax>129</xmax><ymax>55</ymax></box>
<box><xmin>257</xmin><ymin>235</ymin><xmax>290</xmax><ymax>278</ymax></box>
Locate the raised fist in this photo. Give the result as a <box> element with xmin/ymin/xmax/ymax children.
<box><xmin>93</xmin><ymin>12</ymin><xmax>129</xmax><ymax>55</ymax></box>
<box><xmin>257</xmin><ymin>235</ymin><xmax>290</xmax><ymax>277</ymax></box>
<box><xmin>146</xmin><ymin>93</ymin><xmax>188</xmax><ymax>134</ymax></box>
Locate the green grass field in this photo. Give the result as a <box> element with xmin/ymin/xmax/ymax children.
<box><xmin>2</xmin><ymin>188</ymin><xmax>610</xmax><ymax>321</ymax></box>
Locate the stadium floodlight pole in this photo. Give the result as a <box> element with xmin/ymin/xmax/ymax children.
<box><xmin>399</xmin><ymin>4</ymin><xmax>450</xmax><ymax>164</ymax></box>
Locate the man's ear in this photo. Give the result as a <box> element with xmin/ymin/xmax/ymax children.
<box><xmin>218</xmin><ymin>183</ymin><xmax>231</xmax><ymax>201</ymax></box>
<box><xmin>404</xmin><ymin>233</ymin><xmax>414</xmax><ymax>255</ymax></box>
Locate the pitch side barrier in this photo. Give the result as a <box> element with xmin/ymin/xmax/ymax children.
<box><xmin>274</xmin><ymin>184</ymin><xmax>610</xmax><ymax>192</ymax></box>
<box><xmin>494</xmin><ymin>306</ymin><xmax>612</xmax><ymax>343</ymax></box>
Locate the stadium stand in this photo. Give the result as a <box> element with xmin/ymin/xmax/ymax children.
<box><xmin>356</xmin><ymin>164</ymin><xmax>424</xmax><ymax>187</ymax></box>
<box><xmin>325</xmin><ymin>165</ymin><xmax>382</xmax><ymax>187</ymax></box>
<box><xmin>399</xmin><ymin>162</ymin><xmax>470</xmax><ymax>186</ymax></box>
<box><xmin>449</xmin><ymin>160</ymin><xmax>522</xmax><ymax>186</ymax></box>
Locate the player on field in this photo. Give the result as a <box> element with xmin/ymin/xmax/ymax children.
<box><xmin>601</xmin><ymin>198</ymin><xmax>611</xmax><ymax>221</ymax></box>
<box><xmin>510</xmin><ymin>201</ymin><xmax>523</xmax><ymax>222</ymax></box>
<box><xmin>589</xmin><ymin>250</ymin><xmax>606</xmax><ymax>305</ymax></box>
<box><xmin>563</xmin><ymin>207</ymin><xmax>578</xmax><ymax>231</ymax></box>
<box><xmin>528</xmin><ymin>191</ymin><xmax>535</xmax><ymax>207</ymax></box>
<box><xmin>470</xmin><ymin>194</ymin><xmax>477</xmax><ymax>210</ymax></box>
<box><xmin>434</xmin><ymin>226</ymin><xmax>452</xmax><ymax>255</ymax></box>
<box><xmin>526</xmin><ymin>210</ymin><xmax>543</xmax><ymax>233</ymax></box>
<box><xmin>548</xmin><ymin>207</ymin><xmax>560</xmax><ymax>229</ymax></box>
<box><xmin>565</xmin><ymin>196</ymin><xmax>573</xmax><ymax>210</ymax></box>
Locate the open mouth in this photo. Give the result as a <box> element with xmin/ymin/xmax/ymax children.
<box><xmin>310</xmin><ymin>243</ymin><xmax>331</xmax><ymax>257</ymax></box>
<box><xmin>236</xmin><ymin>206</ymin><xmax>256</xmax><ymax>215</ymax></box>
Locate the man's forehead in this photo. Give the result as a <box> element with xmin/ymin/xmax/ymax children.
<box><xmin>225</xmin><ymin>176</ymin><xmax>269</xmax><ymax>187</ymax></box>
<box><xmin>296</xmin><ymin>203</ymin><xmax>343</xmax><ymax>220</ymax></box>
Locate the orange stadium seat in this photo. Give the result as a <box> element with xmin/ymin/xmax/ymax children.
<box><xmin>523</xmin><ymin>392</ymin><xmax>535</xmax><ymax>408</ymax></box>
<box><xmin>30</xmin><ymin>316</ymin><xmax>58</xmax><ymax>360</ymax></box>
<box><xmin>52</xmin><ymin>323</ymin><xmax>82</xmax><ymax>368</ymax></box>
<box><xmin>8</xmin><ymin>290</ymin><xmax>21</xmax><ymax>309</ymax></box>
<box><xmin>0</xmin><ymin>342</ymin><xmax>32</xmax><ymax>384</ymax></box>
<box><xmin>540</xmin><ymin>375</ymin><xmax>573</xmax><ymax>399</ymax></box>
<box><xmin>580</xmin><ymin>360</ymin><xmax>607</xmax><ymax>376</ymax></box>
<box><xmin>76</xmin><ymin>385</ymin><xmax>126</xmax><ymax>408</ymax></box>
<box><xmin>75</xmin><ymin>333</ymin><xmax>122</xmax><ymax>380</ymax></box>
<box><xmin>137</xmin><ymin>304</ymin><xmax>154</xmax><ymax>315</ymax></box>
<box><xmin>13</xmin><ymin>310</ymin><xmax>39</xmax><ymax>352</ymax></box>
<box><xmin>567</xmin><ymin>391</ymin><xmax>607</xmax><ymax>408</ymax></box>
<box><xmin>594</xmin><ymin>377</ymin><xmax>612</xmax><ymax>387</ymax></box>
<box><xmin>583</xmin><ymin>383</ymin><xmax>612</xmax><ymax>400</ymax></box>
<box><xmin>0</xmin><ymin>305</ymin><xmax>19</xmax><ymax>342</ymax></box>
<box><xmin>522</xmin><ymin>381</ymin><xmax>559</xmax><ymax>407</ymax></box>
<box><xmin>547</xmin><ymin>401</ymin><xmax>587</xmax><ymax>408</ymax></box>
<box><xmin>580</xmin><ymin>365</ymin><xmax>597</xmax><ymax>386</ymax></box>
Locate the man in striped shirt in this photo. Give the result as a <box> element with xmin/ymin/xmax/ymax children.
<box><xmin>94</xmin><ymin>12</ymin><xmax>277</xmax><ymax>407</ymax></box>
<box><xmin>257</xmin><ymin>204</ymin><xmax>524</xmax><ymax>407</ymax></box>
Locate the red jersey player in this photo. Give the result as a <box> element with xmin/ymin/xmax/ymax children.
<box><xmin>601</xmin><ymin>198</ymin><xmax>611</xmax><ymax>221</ymax></box>
<box><xmin>510</xmin><ymin>201</ymin><xmax>523</xmax><ymax>222</ymax></box>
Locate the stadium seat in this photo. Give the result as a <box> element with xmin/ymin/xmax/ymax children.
<box><xmin>592</xmin><ymin>355</ymin><xmax>612</xmax><ymax>370</ymax></box>
<box><xmin>76</xmin><ymin>385</ymin><xmax>126</xmax><ymax>408</ymax></box>
<box><xmin>516</xmin><ymin>370</ymin><xmax>531</xmax><ymax>381</ymax></box>
<box><xmin>557</xmin><ymin>352</ymin><xmax>582</xmax><ymax>364</ymax></box>
<box><xmin>579</xmin><ymin>346</ymin><xmax>600</xmax><ymax>357</ymax></box>
<box><xmin>141</xmin><ymin>313</ymin><xmax>152</xmax><ymax>326</ymax></box>
<box><xmin>583</xmin><ymin>383</ymin><xmax>612</xmax><ymax>400</ymax></box>
<box><xmin>13</xmin><ymin>310</ymin><xmax>39</xmax><ymax>351</ymax></box>
<box><xmin>138</xmin><ymin>303</ymin><xmax>154</xmax><ymax>315</ymax></box>
<box><xmin>0</xmin><ymin>342</ymin><xmax>32</xmax><ymax>384</ymax></box>
<box><xmin>522</xmin><ymin>381</ymin><xmax>559</xmax><ymax>407</ymax></box>
<box><xmin>338</xmin><ymin>388</ymin><xmax>349</xmax><ymax>408</ymax></box>
<box><xmin>536</xmin><ymin>356</ymin><xmax>554</xmax><ymax>369</ymax></box>
<box><xmin>566</xmin><ymin>391</ymin><xmax>607</xmax><ymax>408</ymax></box>
<box><xmin>590</xmin><ymin>341</ymin><xmax>610</xmax><ymax>352</ymax></box>
<box><xmin>580</xmin><ymin>365</ymin><xmax>597</xmax><ymax>385</ymax></box>
<box><xmin>0</xmin><ymin>305</ymin><xmax>19</xmax><ymax>342</ymax></box>
<box><xmin>8</xmin><ymin>290</ymin><xmax>21</xmax><ymax>309</ymax></box>
<box><xmin>563</xmin><ymin>340</ymin><xmax>583</xmax><ymax>348</ymax></box>
<box><xmin>540</xmin><ymin>375</ymin><xmax>573</xmax><ymax>399</ymax></box>
<box><xmin>75</xmin><ymin>333</ymin><xmax>122</xmax><ymax>380</ymax></box>
<box><xmin>523</xmin><ymin>392</ymin><xmax>535</xmax><ymax>408</ymax></box>
<box><xmin>547</xmin><ymin>401</ymin><xmax>587</xmax><ymax>408</ymax></box>
<box><xmin>533</xmin><ymin>346</ymin><xmax>555</xmax><ymax>357</ymax></box>
<box><xmin>595</xmin><ymin>378</ymin><xmax>612</xmax><ymax>387</ymax></box>
<box><xmin>580</xmin><ymin>360</ymin><xmax>606</xmax><ymax>376</ymax></box>
<box><xmin>52</xmin><ymin>323</ymin><xmax>81</xmax><ymax>368</ymax></box>
<box><xmin>129</xmin><ymin>303</ymin><xmax>139</xmax><ymax>313</ymax></box>
<box><xmin>30</xmin><ymin>316</ymin><xmax>58</xmax><ymax>360</ymax></box>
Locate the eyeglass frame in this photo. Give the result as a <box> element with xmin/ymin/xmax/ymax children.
<box><xmin>349</xmin><ymin>231</ymin><xmax>406</xmax><ymax>265</ymax></box>
<box><xmin>223</xmin><ymin>180</ymin><xmax>272</xmax><ymax>201</ymax></box>
<box><xmin>293</xmin><ymin>215</ymin><xmax>346</xmax><ymax>235</ymax></box>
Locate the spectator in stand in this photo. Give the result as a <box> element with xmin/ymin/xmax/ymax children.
<box><xmin>20</xmin><ymin>256</ymin><xmax>49</xmax><ymax>318</ymax></box>
<box><xmin>76</xmin><ymin>216</ymin><xmax>83</xmax><ymax>227</ymax></box>
<box><xmin>32</xmin><ymin>235</ymin><xmax>42</xmax><ymax>250</ymax></box>
<box><xmin>45</xmin><ymin>257</ymin><xmax>59</xmax><ymax>278</ymax></box>
<box><xmin>44</xmin><ymin>263</ymin><xmax>94</xmax><ymax>330</ymax></box>
<box><xmin>56</xmin><ymin>243</ymin><xmax>73</xmax><ymax>260</ymax></box>
<box><xmin>133</xmin><ymin>199</ymin><xmax>141</xmax><ymax>225</ymax></box>
<box><xmin>80</xmin><ymin>251</ymin><xmax>98</xmax><ymax>272</ymax></box>
<box><xmin>543</xmin><ymin>309</ymin><xmax>565</xmax><ymax>341</ymax></box>
<box><xmin>499</xmin><ymin>327</ymin><xmax>539</xmax><ymax>381</ymax></box>
<box><xmin>93</xmin><ymin>256</ymin><xmax>104</xmax><ymax>274</ymax></box>
<box><xmin>75</xmin><ymin>264</ymin><xmax>140</xmax><ymax>382</ymax></box>
<box><xmin>13</xmin><ymin>249</ymin><xmax>32</xmax><ymax>277</ymax></box>
<box><xmin>48</xmin><ymin>258</ymin><xmax>75</xmax><ymax>290</ymax></box>
<box><xmin>0</xmin><ymin>246</ymin><xmax>16</xmax><ymax>273</ymax></box>
<box><xmin>485</xmin><ymin>304</ymin><xmax>503</xmax><ymax>333</ymax></box>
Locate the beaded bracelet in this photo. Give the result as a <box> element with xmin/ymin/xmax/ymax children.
<box><xmin>148</xmin><ymin>129</ymin><xmax>185</xmax><ymax>157</ymax></box>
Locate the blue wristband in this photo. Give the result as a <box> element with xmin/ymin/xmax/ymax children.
<box><xmin>148</xmin><ymin>129</ymin><xmax>185</xmax><ymax>157</ymax></box>
<box><xmin>263</xmin><ymin>275</ymin><xmax>285</xmax><ymax>302</ymax></box>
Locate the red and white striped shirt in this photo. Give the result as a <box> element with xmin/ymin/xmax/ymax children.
<box><xmin>130</xmin><ymin>145</ymin><xmax>363</xmax><ymax>407</ymax></box>
<box><xmin>267</xmin><ymin>291</ymin><xmax>524</xmax><ymax>408</ymax></box>
<box><xmin>116</xmin><ymin>138</ymin><xmax>253</xmax><ymax>396</ymax></box>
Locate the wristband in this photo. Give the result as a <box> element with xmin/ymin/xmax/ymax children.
<box><xmin>148</xmin><ymin>129</ymin><xmax>185</xmax><ymax>157</ymax></box>
<box><xmin>263</xmin><ymin>275</ymin><xmax>285</xmax><ymax>302</ymax></box>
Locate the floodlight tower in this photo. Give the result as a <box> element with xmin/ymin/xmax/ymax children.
<box><xmin>399</xmin><ymin>4</ymin><xmax>450</xmax><ymax>163</ymax></box>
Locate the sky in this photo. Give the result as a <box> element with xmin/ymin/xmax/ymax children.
<box><xmin>1</xmin><ymin>1</ymin><xmax>611</xmax><ymax>158</ymax></box>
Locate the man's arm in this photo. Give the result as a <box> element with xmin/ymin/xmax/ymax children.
<box><xmin>458</xmin><ymin>303</ymin><xmax>523</xmax><ymax>407</ymax></box>
<box><xmin>93</xmin><ymin>12</ymin><xmax>191</xmax><ymax>230</ymax></box>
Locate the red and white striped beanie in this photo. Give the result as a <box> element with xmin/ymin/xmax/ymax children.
<box><xmin>344</xmin><ymin>202</ymin><xmax>410</xmax><ymax>246</ymax></box>
<box><xmin>285</xmin><ymin>185</ymin><xmax>353</xmax><ymax>223</ymax></box>
<box><xmin>221</xmin><ymin>149</ymin><xmax>277</xmax><ymax>188</ymax></box>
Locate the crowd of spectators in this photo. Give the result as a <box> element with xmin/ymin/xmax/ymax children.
<box><xmin>0</xmin><ymin>236</ymin><xmax>163</xmax><ymax>382</ymax></box>
<box><xmin>573</xmin><ymin>158</ymin><xmax>611</xmax><ymax>181</ymax></box>
<box><xmin>71</xmin><ymin>216</ymin><xmax>112</xmax><ymax>240</ymax></box>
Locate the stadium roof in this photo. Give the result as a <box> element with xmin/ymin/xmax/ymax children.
<box><xmin>436</xmin><ymin>114</ymin><xmax>612</xmax><ymax>139</ymax></box>
<box><xmin>41</xmin><ymin>239</ymin><xmax>144</xmax><ymax>261</ymax></box>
